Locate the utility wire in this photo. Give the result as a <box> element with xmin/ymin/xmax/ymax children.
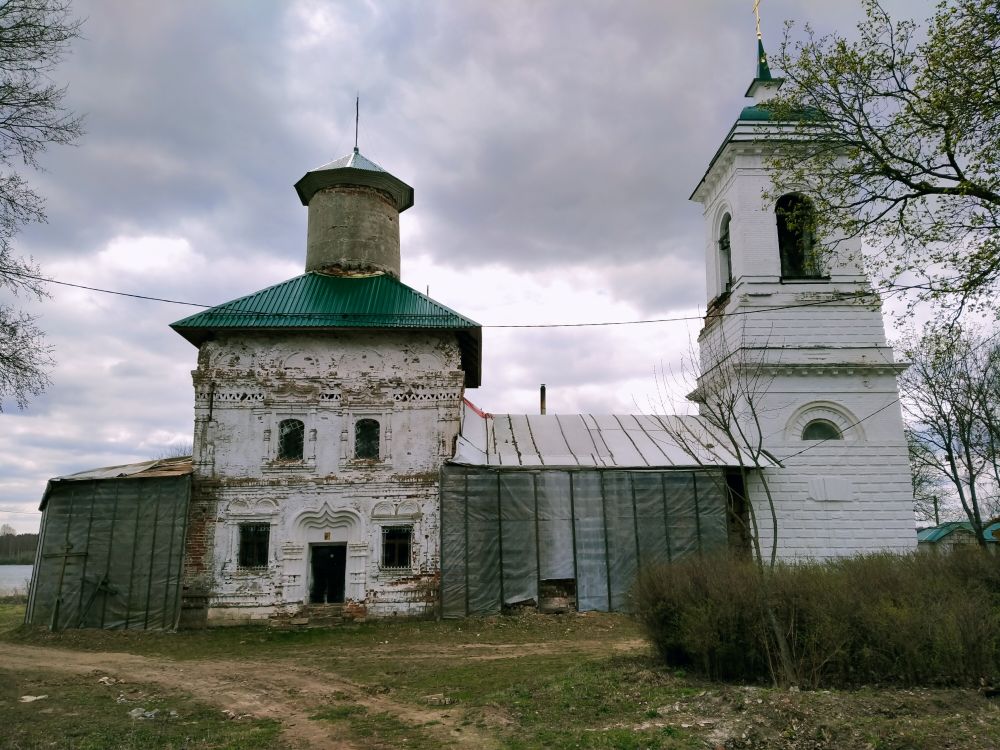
<box><xmin>8</xmin><ymin>269</ymin><xmax>896</xmax><ymax>329</ymax></box>
<box><xmin>11</xmin><ymin>273</ymin><xmax>210</xmax><ymax>307</ymax></box>
<box><xmin>12</xmin><ymin>267</ymin><xmax>954</xmax><ymax>466</ymax></box>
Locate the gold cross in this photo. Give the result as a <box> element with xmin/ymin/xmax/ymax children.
<box><xmin>753</xmin><ymin>0</ymin><xmax>762</xmax><ymax>39</ymax></box>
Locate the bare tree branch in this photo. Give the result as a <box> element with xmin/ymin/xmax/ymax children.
<box><xmin>0</xmin><ymin>0</ymin><xmax>82</xmax><ymax>410</ymax></box>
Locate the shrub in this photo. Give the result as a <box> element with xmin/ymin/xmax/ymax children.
<box><xmin>632</xmin><ymin>550</ymin><xmax>1000</xmax><ymax>688</ymax></box>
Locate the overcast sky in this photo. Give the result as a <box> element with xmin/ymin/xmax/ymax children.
<box><xmin>0</xmin><ymin>0</ymin><xmax>924</xmax><ymax>532</ymax></box>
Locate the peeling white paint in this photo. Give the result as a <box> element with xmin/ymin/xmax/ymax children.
<box><xmin>188</xmin><ymin>330</ymin><xmax>464</xmax><ymax>624</ymax></box>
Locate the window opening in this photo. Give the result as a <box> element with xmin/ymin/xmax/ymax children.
<box><xmin>382</xmin><ymin>526</ymin><xmax>412</xmax><ymax>568</ymax></box>
<box><xmin>802</xmin><ymin>419</ymin><xmax>843</xmax><ymax>441</ymax></box>
<box><xmin>719</xmin><ymin>213</ymin><xmax>733</xmax><ymax>291</ymax></box>
<box><xmin>776</xmin><ymin>193</ymin><xmax>822</xmax><ymax>278</ymax></box>
<box><xmin>238</xmin><ymin>523</ymin><xmax>269</xmax><ymax>568</ymax></box>
<box><xmin>355</xmin><ymin>418</ymin><xmax>380</xmax><ymax>460</ymax></box>
<box><xmin>278</xmin><ymin>418</ymin><xmax>304</xmax><ymax>460</ymax></box>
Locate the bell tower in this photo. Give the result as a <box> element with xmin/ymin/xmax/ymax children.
<box><xmin>688</xmin><ymin>30</ymin><xmax>915</xmax><ymax>560</ymax></box>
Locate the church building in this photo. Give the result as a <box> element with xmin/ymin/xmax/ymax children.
<box><xmin>25</xmin><ymin>36</ymin><xmax>916</xmax><ymax>630</ymax></box>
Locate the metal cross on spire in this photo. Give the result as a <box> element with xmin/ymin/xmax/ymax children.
<box><xmin>354</xmin><ymin>94</ymin><xmax>360</xmax><ymax>153</ymax></box>
<box><xmin>753</xmin><ymin>0</ymin><xmax>762</xmax><ymax>39</ymax></box>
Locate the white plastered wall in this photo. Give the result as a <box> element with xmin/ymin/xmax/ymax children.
<box><xmin>189</xmin><ymin>330</ymin><xmax>465</xmax><ymax>623</ymax></box>
<box><xmin>694</xmin><ymin>138</ymin><xmax>916</xmax><ymax>560</ymax></box>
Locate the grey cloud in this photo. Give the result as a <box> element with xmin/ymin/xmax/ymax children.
<box><xmin>0</xmin><ymin>0</ymin><xmax>916</xmax><ymax>530</ymax></box>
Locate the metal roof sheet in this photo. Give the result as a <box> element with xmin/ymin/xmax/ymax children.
<box><xmin>311</xmin><ymin>150</ymin><xmax>387</xmax><ymax>174</ymax></box>
<box><xmin>40</xmin><ymin>457</ymin><xmax>193</xmax><ymax>509</ymax></box>
<box><xmin>453</xmin><ymin>401</ymin><xmax>776</xmax><ymax>469</ymax></box>
<box><xmin>50</xmin><ymin>456</ymin><xmax>193</xmax><ymax>482</ymax></box>
<box><xmin>293</xmin><ymin>148</ymin><xmax>414</xmax><ymax>211</ymax></box>
<box><xmin>171</xmin><ymin>272</ymin><xmax>482</xmax><ymax>386</ymax></box>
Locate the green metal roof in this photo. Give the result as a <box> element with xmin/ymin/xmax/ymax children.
<box><xmin>739</xmin><ymin>105</ymin><xmax>773</xmax><ymax>121</ymax></box>
<box><xmin>917</xmin><ymin>520</ymin><xmax>1000</xmax><ymax>543</ymax></box>
<box><xmin>171</xmin><ymin>271</ymin><xmax>481</xmax><ymax>386</ymax></box>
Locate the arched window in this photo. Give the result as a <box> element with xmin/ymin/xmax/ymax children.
<box><xmin>719</xmin><ymin>213</ymin><xmax>733</xmax><ymax>291</ymax></box>
<box><xmin>278</xmin><ymin>418</ymin><xmax>305</xmax><ymax>460</ymax></box>
<box><xmin>355</xmin><ymin>419</ymin><xmax>380</xmax><ymax>459</ymax></box>
<box><xmin>776</xmin><ymin>193</ymin><xmax>821</xmax><ymax>278</ymax></box>
<box><xmin>802</xmin><ymin>419</ymin><xmax>842</xmax><ymax>441</ymax></box>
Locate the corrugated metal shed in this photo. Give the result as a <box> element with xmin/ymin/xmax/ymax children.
<box><xmin>453</xmin><ymin>400</ymin><xmax>775</xmax><ymax>469</ymax></box>
<box><xmin>171</xmin><ymin>271</ymin><xmax>482</xmax><ymax>386</ymax></box>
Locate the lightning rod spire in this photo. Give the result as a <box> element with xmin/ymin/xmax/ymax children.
<box><xmin>354</xmin><ymin>94</ymin><xmax>359</xmax><ymax>153</ymax></box>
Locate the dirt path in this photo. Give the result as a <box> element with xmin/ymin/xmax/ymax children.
<box><xmin>1</xmin><ymin>643</ymin><xmax>499</xmax><ymax>749</ymax></box>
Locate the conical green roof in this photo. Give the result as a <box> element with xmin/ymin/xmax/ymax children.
<box><xmin>171</xmin><ymin>271</ymin><xmax>481</xmax><ymax>386</ymax></box>
<box><xmin>755</xmin><ymin>37</ymin><xmax>772</xmax><ymax>81</ymax></box>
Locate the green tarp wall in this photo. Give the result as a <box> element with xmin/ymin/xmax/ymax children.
<box><xmin>26</xmin><ymin>474</ymin><xmax>190</xmax><ymax>630</ymax></box>
<box><xmin>440</xmin><ymin>466</ymin><xmax>729</xmax><ymax>617</ymax></box>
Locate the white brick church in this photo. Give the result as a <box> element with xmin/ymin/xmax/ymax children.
<box><xmin>26</xmin><ymin>38</ymin><xmax>916</xmax><ymax>630</ymax></box>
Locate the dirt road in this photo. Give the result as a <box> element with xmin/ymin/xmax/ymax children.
<box><xmin>1</xmin><ymin>642</ymin><xmax>501</xmax><ymax>749</ymax></box>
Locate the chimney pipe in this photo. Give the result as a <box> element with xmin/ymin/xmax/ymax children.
<box><xmin>540</xmin><ymin>383</ymin><xmax>546</xmax><ymax>415</ymax></box>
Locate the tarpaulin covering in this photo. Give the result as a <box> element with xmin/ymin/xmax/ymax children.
<box><xmin>26</xmin><ymin>474</ymin><xmax>190</xmax><ymax>630</ymax></box>
<box><xmin>440</xmin><ymin>466</ymin><xmax>728</xmax><ymax>617</ymax></box>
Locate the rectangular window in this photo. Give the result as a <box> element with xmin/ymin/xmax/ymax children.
<box><xmin>278</xmin><ymin>419</ymin><xmax>305</xmax><ymax>460</ymax></box>
<box><xmin>238</xmin><ymin>523</ymin><xmax>270</xmax><ymax>568</ymax></box>
<box><xmin>355</xmin><ymin>419</ymin><xmax>380</xmax><ymax>460</ymax></box>
<box><xmin>381</xmin><ymin>526</ymin><xmax>412</xmax><ymax>569</ymax></box>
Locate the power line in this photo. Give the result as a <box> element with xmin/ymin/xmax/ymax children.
<box><xmin>9</xmin><ymin>269</ymin><xmax>895</xmax><ymax>329</ymax></box>
<box><xmin>10</xmin><ymin>272</ymin><xmax>211</xmax><ymax>307</ymax></box>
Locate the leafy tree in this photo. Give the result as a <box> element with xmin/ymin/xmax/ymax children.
<box><xmin>901</xmin><ymin>325</ymin><xmax>1000</xmax><ymax>548</ymax></box>
<box><xmin>0</xmin><ymin>522</ymin><xmax>15</xmax><ymax>535</ymax></box>
<box><xmin>0</xmin><ymin>0</ymin><xmax>82</xmax><ymax>410</ymax></box>
<box><xmin>766</xmin><ymin>0</ymin><xmax>1000</xmax><ymax>321</ymax></box>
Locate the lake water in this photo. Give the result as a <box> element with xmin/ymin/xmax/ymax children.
<box><xmin>0</xmin><ymin>565</ymin><xmax>32</xmax><ymax>595</ymax></box>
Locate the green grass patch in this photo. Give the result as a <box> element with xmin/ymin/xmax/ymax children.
<box><xmin>5</xmin><ymin>606</ymin><xmax>1000</xmax><ymax>749</ymax></box>
<box><xmin>323</xmin><ymin>647</ymin><xmax>707</xmax><ymax>747</ymax></box>
<box><xmin>0</xmin><ymin>602</ymin><xmax>25</xmax><ymax>632</ymax></box>
<box><xmin>504</xmin><ymin>726</ymin><xmax>699</xmax><ymax>750</ymax></box>
<box><xmin>313</xmin><ymin>703</ymin><xmax>443</xmax><ymax>749</ymax></box>
<box><xmin>0</xmin><ymin>668</ymin><xmax>281</xmax><ymax>750</ymax></box>
<box><xmin>312</xmin><ymin>703</ymin><xmax>365</xmax><ymax>721</ymax></box>
<box><xmin>4</xmin><ymin>609</ymin><xmax>639</xmax><ymax>662</ymax></box>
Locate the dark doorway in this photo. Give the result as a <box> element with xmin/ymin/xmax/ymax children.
<box><xmin>310</xmin><ymin>545</ymin><xmax>346</xmax><ymax>604</ymax></box>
